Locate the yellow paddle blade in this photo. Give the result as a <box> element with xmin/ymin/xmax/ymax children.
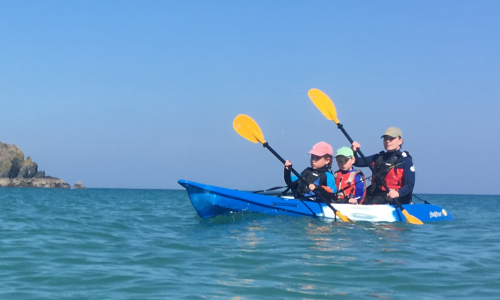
<box><xmin>308</xmin><ymin>88</ymin><xmax>340</xmax><ymax>124</ymax></box>
<box><xmin>336</xmin><ymin>211</ymin><xmax>354</xmax><ymax>223</ymax></box>
<box><xmin>402</xmin><ymin>209</ymin><xmax>424</xmax><ymax>225</ymax></box>
<box><xmin>233</xmin><ymin>114</ymin><xmax>266</xmax><ymax>144</ymax></box>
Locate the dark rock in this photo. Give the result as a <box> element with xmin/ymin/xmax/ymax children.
<box><xmin>17</xmin><ymin>156</ymin><xmax>38</xmax><ymax>178</ymax></box>
<box><xmin>8</xmin><ymin>157</ymin><xmax>22</xmax><ymax>178</ymax></box>
<box><xmin>34</xmin><ymin>171</ymin><xmax>45</xmax><ymax>178</ymax></box>
<box><xmin>0</xmin><ymin>143</ymin><xmax>24</xmax><ymax>177</ymax></box>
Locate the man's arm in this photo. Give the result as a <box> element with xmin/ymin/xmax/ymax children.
<box><xmin>397</xmin><ymin>156</ymin><xmax>415</xmax><ymax>197</ymax></box>
<box><xmin>353</xmin><ymin>153</ymin><xmax>377</xmax><ymax>168</ymax></box>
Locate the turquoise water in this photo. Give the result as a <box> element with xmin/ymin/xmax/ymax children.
<box><xmin>0</xmin><ymin>188</ymin><xmax>498</xmax><ymax>299</ymax></box>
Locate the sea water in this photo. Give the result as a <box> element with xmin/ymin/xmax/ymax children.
<box><xmin>0</xmin><ymin>188</ymin><xmax>498</xmax><ymax>300</ymax></box>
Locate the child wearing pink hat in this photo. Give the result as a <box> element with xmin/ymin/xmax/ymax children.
<box><xmin>284</xmin><ymin>142</ymin><xmax>337</xmax><ymax>200</ymax></box>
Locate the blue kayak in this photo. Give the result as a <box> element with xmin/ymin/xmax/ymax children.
<box><xmin>178</xmin><ymin>180</ymin><xmax>454</xmax><ymax>222</ymax></box>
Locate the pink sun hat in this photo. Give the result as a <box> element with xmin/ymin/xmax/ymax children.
<box><xmin>308</xmin><ymin>142</ymin><xmax>333</xmax><ymax>156</ymax></box>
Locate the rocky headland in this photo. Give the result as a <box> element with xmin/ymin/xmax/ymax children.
<box><xmin>0</xmin><ymin>141</ymin><xmax>74</xmax><ymax>188</ymax></box>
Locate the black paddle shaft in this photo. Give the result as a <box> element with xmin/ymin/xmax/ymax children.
<box><xmin>262</xmin><ymin>142</ymin><xmax>303</xmax><ymax>181</ymax></box>
<box><xmin>337</xmin><ymin>123</ymin><xmax>404</xmax><ymax>209</ymax></box>
<box><xmin>262</xmin><ymin>142</ymin><xmax>339</xmax><ymax>214</ymax></box>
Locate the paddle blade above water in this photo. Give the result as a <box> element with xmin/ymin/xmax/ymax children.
<box><xmin>402</xmin><ymin>209</ymin><xmax>424</xmax><ymax>225</ymax></box>
<box><xmin>233</xmin><ymin>114</ymin><xmax>266</xmax><ymax>144</ymax></box>
<box><xmin>308</xmin><ymin>88</ymin><xmax>340</xmax><ymax>124</ymax></box>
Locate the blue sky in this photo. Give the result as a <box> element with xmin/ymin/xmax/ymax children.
<box><xmin>1</xmin><ymin>1</ymin><xmax>499</xmax><ymax>194</ymax></box>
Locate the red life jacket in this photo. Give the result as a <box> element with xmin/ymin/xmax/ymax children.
<box><xmin>333</xmin><ymin>169</ymin><xmax>366</xmax><ymax>201</ymax></box>
<box><xmin>382</xmin><ymin>168</ymin><xmax>404</xmax><ymax>190</ymax></box>
<box><xmin>370</xmin><ymin>151</ymin><xmax>406</xmax><ymax>192</ymax></box>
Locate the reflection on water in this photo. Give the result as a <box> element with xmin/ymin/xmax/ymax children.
<box><xmin>368</xmin><ymin>292</ymin><xmax>393</xmax><ymax>300</ymax></box>
<box><xmin>224</xmin><ymin>220</ymin><xmax>268</xmax><ymax>250</ymax></box>
<box><xmin>299</xmin><ymin>219</ymin><xmax>415</xmax><ymax>273</ymax></box>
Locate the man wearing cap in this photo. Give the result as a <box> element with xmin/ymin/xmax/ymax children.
<box><xmin>351</xmin><ymin>127</ymin><xmax>415</xmax><ymax>205</ymax></box>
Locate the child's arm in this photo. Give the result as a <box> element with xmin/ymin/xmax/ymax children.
<box><xmin>352</xmin><ymin>172</ymin><xmax>366</xmax><ymax>203</ymax></box>
<box><xmin>283</xmin><ymin>161</ymin><xmax>299</xmax><ymax>189</ymax></box>
<box><xmin>311</xmin><ymin>172</ymin><xmax>337</xmax><ymax>201</ymax></box>
<box><xmin>326</xmin><ymin>172</ymin><xmax>337</xmax><ymax>193</ymax></box>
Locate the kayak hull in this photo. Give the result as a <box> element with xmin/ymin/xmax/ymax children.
<box><xmin>178</xmin><ymin>180</ymin><xmax>454</xmax><ymax>222</ymax></box>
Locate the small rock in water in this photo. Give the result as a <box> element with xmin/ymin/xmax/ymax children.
<box><xmin>73</xmin><ymin>181</ymin><xmax>85</xmax><ymax>189</ymax></box>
